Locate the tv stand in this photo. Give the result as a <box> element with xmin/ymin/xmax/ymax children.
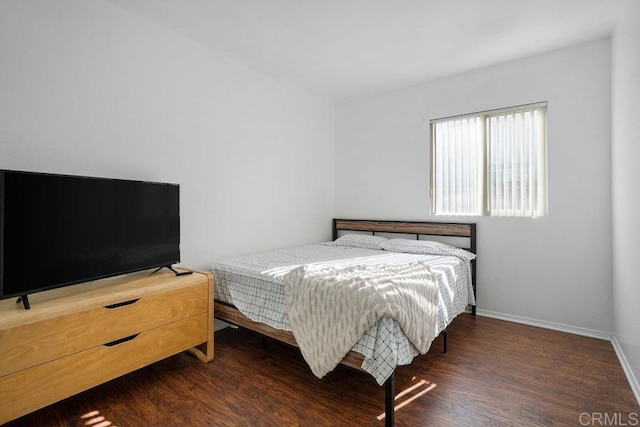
<box><xmin>0</xmin><ymin>267</ymin><xmax>214</xmax><ymax>424</ymax></box>
<box><xmin>15</xmin><ymin>295</ymin><xmax>30</xmax><ymax>310</ymax></box>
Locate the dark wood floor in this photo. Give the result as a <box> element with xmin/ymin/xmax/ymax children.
<box><xmin>5</xmin><ymin>315</ymin><xmax>639</xmax><ymax>426</ymax></box>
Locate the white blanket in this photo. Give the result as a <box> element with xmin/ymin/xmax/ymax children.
<box><xmin>283</xmin><ymin>260</ymin><xmax>440</xmax><ymax>380</ymax></box>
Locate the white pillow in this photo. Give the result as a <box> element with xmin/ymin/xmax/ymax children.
<box><xmin>333</xmin><ymin>234</ymin><xmax>387</xmax><ymax>250</ymax></box>
<box><xmin>381</xmin><ymin>238</ymin><xmax>476</xmax><ymax>261</ymax></box>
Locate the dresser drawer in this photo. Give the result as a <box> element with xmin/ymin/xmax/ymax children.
<box><xmin>0</xmin><ymin>282</ymin><xmax>208</xmax><ymax>377</ymax></box>
<box><xmin>0</xmin><ymin>312</ymin><xmax>208</xmax><ymax>423</ymax></box>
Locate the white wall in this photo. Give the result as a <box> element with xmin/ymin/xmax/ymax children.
<box><xmin>336</xmin><ymin>40</ymin><xmax>613</xmax><ymax>336</ymax></box>
<box><xmin>612</xmin><ymin>0</ymin><xmax>640</xmax><ymax>402</ymax></box>
<box><xmin>1</xmin><ymin>0</ymin><xmax>635</xmax><ymax>403</ymax></box>
<box><xmin>0</xmin><ymin>0</ymin><xmax>335</xmax><ymax>270</ymax></box>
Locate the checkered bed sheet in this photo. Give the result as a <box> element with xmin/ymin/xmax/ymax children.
<box><xmin>211</xmin><ymin>242</ymin><xmax>474</xmax><ymax>385</ymax></box>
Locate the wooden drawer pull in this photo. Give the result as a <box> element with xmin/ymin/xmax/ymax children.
<box><xmin>104</xmin><ymin>334</ymin><xmax>139</xmax><ymax>347</ymax></box>
<box><xmin>104</xmin><ymin>299</ymin><xmax>140</xmax><ymax>309</ymax></box>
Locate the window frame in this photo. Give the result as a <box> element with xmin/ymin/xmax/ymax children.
<box><xmin>430</xmin><ymin>102</ymin><xmax>548</xmax><ymax>217</ymax></box>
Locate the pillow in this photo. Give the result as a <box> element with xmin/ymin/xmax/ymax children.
<box><xmin>381</xmin><ymin>238</ymin><xmax>476</xmax><ymax>261</ymax></box>
<box><xmin>333</xmin><ymin>234</ymin><xmax>387</xmax><ymax>250</ymax></box>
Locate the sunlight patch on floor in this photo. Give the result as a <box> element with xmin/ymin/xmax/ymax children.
<box><xmin>377</xmin><ymin>377</ymin><xmax>437</xmax><ymax>421</ymax></box>
<box><xmin>81</xmin><ymin>410</ymin><xmax>114</xmax><ymax>427</ymax></box>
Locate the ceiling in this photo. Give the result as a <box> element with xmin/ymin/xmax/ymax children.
<box><xmin>107</xmin><ymin>0</ymin><xmax>624</xmax><ymax>102</ymax></box>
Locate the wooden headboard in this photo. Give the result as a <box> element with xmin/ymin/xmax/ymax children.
<box><xmin>333</xmin><ymin>219</ymin><xmax>476</xmax><ymax>253</ymax></box>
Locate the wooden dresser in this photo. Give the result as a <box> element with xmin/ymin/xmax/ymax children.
<box><xmin>0</xmin><ymin>268</ymin><xmax>214</xmax><ymax>424</ymax></box>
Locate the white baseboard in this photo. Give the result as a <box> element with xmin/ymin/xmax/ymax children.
<box><xmin>477</xmin><ymin>309</ymin><xmax>639</xmax><ymax>406</ymax></box>
<box><xmin>476</xmin><ymin>309</ymin><xmax>613</xmax><ymax>341</ymax></box>
<box><xmin>611</xmin><ymin>335</ymin><xmax>640</xmax><ymax>406</ymax></box>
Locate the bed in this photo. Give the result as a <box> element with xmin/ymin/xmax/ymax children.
<box><xmin>211</xmin><ymin>219</ymin><xmax>476</xmax><ymax>426</ymax></box>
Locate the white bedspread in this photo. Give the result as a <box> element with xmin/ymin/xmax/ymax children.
<box><xmin>284</xmin><ymin>261</ymin><xmax>440</xmax><ymax>380</ymax></box>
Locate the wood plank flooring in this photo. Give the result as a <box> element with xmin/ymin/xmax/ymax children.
<box><xmin>5</xmin><ymin>315</ymin><xmax>639</xmax><ymax>426</ymax></box>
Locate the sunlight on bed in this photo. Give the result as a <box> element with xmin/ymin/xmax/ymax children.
<box><xmin>426</xmin><ymin>258</ymin><xmax>458</xmax><ymax>323</ymax></box>
<box><xmin>376</xmin><ymin>377</ymin><xmax>437</xmax><ymax>421</ymax></box>
<box><xmin>261</xmin><ymin>254</ymin><xmax>392</xmax><ymax>277</ymax></box>
<box><xmin>80</xmin><ymin>410</ymin><xmax>113</xmax><ymax>427</ymax></box>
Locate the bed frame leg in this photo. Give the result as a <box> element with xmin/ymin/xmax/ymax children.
<box><xmin>385</xmin><ymin>372</ymin><xmax>395</xmax><ymax>427</ymax></box>
<box><xmin>442</xmin><ymin>330</ymin><xmax>447</xmax><ymax>353</ymax></box>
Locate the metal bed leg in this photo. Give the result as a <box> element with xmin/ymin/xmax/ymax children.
<box><xmin>385</xmin><ymin>372</ymin><xmax>395</xmax><ymax>427</ymax></box>
<box><xmin>442</xmin><ymin>329</ymin><xmax>447</xmax><ymax>353</ymax></box>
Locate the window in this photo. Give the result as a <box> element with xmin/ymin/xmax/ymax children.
<box><xmin>430</xmin><ymin>102</ymin><xmax>547</xmax><ymax>217</ymax></box>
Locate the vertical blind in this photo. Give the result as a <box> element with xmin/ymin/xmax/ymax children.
<box><xmin>431</xmin><ymin>116</ymin><xmax>483</xmax><ymax>215</ymax></box>
<box><xmin>431</xmin><ymin>103</ymin><xmax>547</xmax><ymax>217</ymax></box>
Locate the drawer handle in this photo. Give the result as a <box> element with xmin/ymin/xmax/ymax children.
<box><xmin>104</xmin><ymin>298</ymin><xmax>140</xmax><ymax>309</ymax></box>
<box><xmin>104</xmin><ymin>334</ymin><xmax>139</xmax><ymax>347</ymax></box>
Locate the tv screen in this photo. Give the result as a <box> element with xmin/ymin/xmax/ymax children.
<box><xmin>0</xmin><ymin>170</ymin><xmax>180</xmax><ymax>304</ymax></box>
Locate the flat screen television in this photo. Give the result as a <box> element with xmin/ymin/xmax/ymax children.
<box><xmin>0</xmin><ymin>170</ymin><xmax>181</xmax><ymax>309</ymax></box>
